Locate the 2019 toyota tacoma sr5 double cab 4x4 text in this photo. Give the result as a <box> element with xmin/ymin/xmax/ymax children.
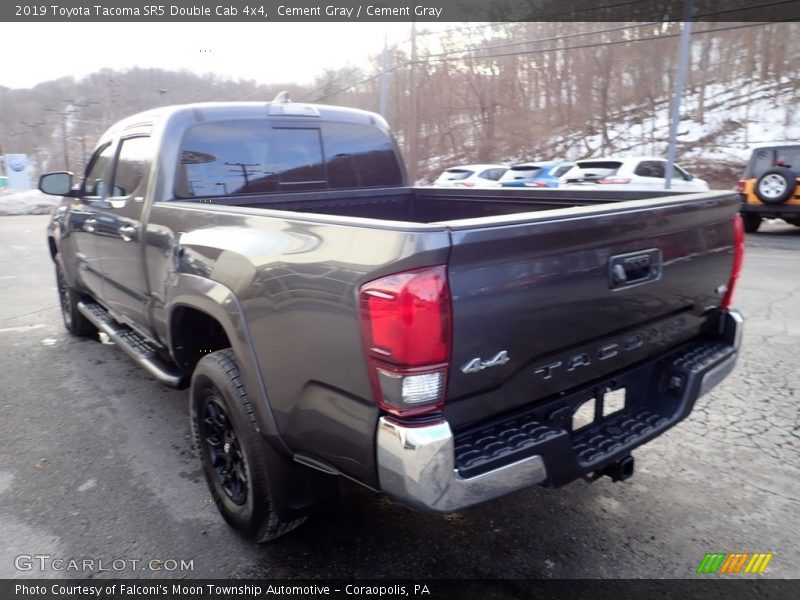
<box><xmin>40</xmin><ymin>99</ymin><xmax>744</xmax><ymax>542</ymax></box>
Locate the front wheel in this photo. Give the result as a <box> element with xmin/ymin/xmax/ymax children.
<box><xmin>55</xmin><ymin>255</ymin><xmax>96</xmax><ymax>337</ymax></box>
<box><xmin>190</xmin><ymin>349</ymin><xmax>307</xmax><ymax>542</ymax></box>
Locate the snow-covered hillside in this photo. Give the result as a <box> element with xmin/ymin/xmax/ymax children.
<box><xmin>502</xmin><ymin>78</ymin><xmax>798</xmax><ymax>188</ymax></box>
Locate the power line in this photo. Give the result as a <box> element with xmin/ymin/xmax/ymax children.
<box><xmin>695</xmin><ymin>0</ymin><xmax>800</xmax><ymax>18</ymax></box>
<box><xmin>308</xmin><ymin>71</ymin><xmax>390</xmax><ymax>103</ymax></box>
<box><xmin>422</xmin><ymin>22</ymin><xmax>664</xmax><ymax>59</ymax></box>
<box><xmin>419</xmin><ymin>21</ymin><xmax>781</xmax><ymax>64</ymax></box>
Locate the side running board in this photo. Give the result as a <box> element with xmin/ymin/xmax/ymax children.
<box><xmin>77</xmin><ymin>301</ymin><xmax>188</xmax><ymax>389</ymax></box>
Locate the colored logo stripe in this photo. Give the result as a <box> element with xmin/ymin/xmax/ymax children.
<box><xmin>744</xmin><ymin>553</ymin><xmax>773</xmax><ymax>574</ymax></box>
<box><xmin>719</xmin><ymin>553</ymin><xmax>749</xmax><ymax>573</ymax></box>
<box><xmin>697</xmin><ymin>553</ymin><xmax>726</xmax><ymax>574</ymax></box>
<box><xmin>696</xmin><ymin>552</ymin><xmax>773</xmax><ymax>574</ymax></box>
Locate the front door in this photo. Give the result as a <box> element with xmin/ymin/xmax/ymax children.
<box><xmin>66</xmin><ymin>143</ymin><xmax>115</xmax><ymax>299</ymax></box>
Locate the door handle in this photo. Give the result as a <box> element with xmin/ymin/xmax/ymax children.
<box><xmin>118</xmin><ymin>225</ymin><xmax>137</xmax><ymax>242</ymax></box>
<box><xmin>82</xmin><ymin>218</ymin><xmax>97</xmax><ymax>233</ymax></box>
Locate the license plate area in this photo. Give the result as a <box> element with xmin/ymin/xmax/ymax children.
<box><xmin>571</xmin><ymin>386</ymin><xmax>627</xmax><ymax>432</ymax></box>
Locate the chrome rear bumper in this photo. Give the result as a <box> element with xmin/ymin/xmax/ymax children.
<box><xmin>376</xmin><ymin>418</ymin><xmax>547</xmax><ymax>512</ymax></box>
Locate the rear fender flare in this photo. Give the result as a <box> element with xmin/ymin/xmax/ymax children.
<box><xmin>166</xmin><ymin>274</ymin><xmax>289</xmax><ymax>455</ymax></box>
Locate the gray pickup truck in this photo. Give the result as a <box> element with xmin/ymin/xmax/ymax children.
<box><xmin>40</xmin><ymin>99</ymin><xmax>744</xmax><ymax>542</ymax></box>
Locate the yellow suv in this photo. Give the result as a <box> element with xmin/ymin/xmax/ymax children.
<box><xmin>738</xmin><ymin>144</ymin><xmax>800</xmax><ymax>232</ymax></box>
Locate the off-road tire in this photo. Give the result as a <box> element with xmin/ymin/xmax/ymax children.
<box><xmin>742</xmin><ymin>214</ymin><xmax>762</xmax><ymax>234</ymax></box>
<box><xmin>54</xmin><ymin>254</ymin><xmax>96</xmax><ymax>337</ymax></box>
<box><xmin>190</xmin><ymin>349</ymin><xmax>307</xmax><ymax>542</ymax></box>
<box><xmin>755</xmin><ymin>167</ymin><xmax>797</xmax><ymax>205</ymax></box>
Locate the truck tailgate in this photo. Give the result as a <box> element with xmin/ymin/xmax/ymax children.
<box><xmin>443</xmin><ymin>192</ymin><xmax>739</xmax><ymax>429</ymax></box>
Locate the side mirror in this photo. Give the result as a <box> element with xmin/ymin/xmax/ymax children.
<box><xmin>685</xmin><ymin>172</ymin><xmax>695</xmax><ymax>181</ymax></box>
<box><xmin>39</xmin><ymin>172</ymin><xmax>75</xmax><ymax>196</ymax></box>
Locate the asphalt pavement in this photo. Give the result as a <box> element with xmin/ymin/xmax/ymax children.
<box><xmin>0</xmin><ymin>215</ymin><xmax>797</xmax><ymax>579</ymax></box>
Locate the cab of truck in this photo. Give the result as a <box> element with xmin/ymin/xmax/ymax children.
<box><xmin>738</xmin><ymin>144</ymin><xmax>800</xmax><ymax>232</ymax></box>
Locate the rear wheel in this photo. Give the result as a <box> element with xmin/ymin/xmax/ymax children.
<box><xmin>55</xmin><ymin>255</ymin><xmax>96</xmax><ymax>337</ymax></box>
<box><xmin>741</xmin><ymin>214</ymin><xmax>762</xmax><ymax>233</ymax></box>
<box><xmin>191</xmin><ymin>349</ymin><xmax>307</xmax><ymax>542</ymax></box>
<box><xmin>755</xmin><ymin>167</ymin><xmax>796</xmax><ymax>204</ymax></box>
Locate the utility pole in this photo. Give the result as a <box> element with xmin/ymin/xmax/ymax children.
<box><xmin>379</xmin><ymin>33</ymin><xmax>390</xmax><ymax>118</ymax></box>
<box><xmin>408</xmin><ymin>16</ymin><xmax>419</xmax><ymax>183</ymax></box>
<box><xmin>46</xmin><ymin>104</ymin><xmax>74</xmax><ymax>171</ymax></box>
<box><xmin>665</xmin><ymin>0</ymin><xmax>694</xmax><ymax>189</ymax></box>
<box><xmin>225</xmin><ymin>161</ymin><xmax>259</xmax><ymax>189</ymax></box>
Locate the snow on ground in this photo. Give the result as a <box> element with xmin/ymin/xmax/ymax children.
<box><xmin>0</xmin><ymin>189</ymin><xmax>58</xmax><ymax>216</ymax></box>
<box><xmin>538</xmin><ymin>79</ymin><xmax>798</xmax><ymax>168</ymax></box>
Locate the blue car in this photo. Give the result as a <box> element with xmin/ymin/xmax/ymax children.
<box><xmin>497</xmin><ymin>161</ymin><xmax>575</xmax><ymax>188</ymax></box>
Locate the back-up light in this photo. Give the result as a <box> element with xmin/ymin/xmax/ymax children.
<box><xmin>721</xmin><ymin>214</ymin><xmax>745</xmax><ymax>309</ymax></box>
<box><xmin>598</xmin><ymin>177</ymin><xmax>631</xmax><ymax>184</ymax></box>
<box><xmin>524</xmin><ymin>180</ymin><xmax>548</xmax><ymax>187</ymax></box>
<box><xmin>359</xmin><ymin>265</ymin><xmax>451</xmax><ymax>417</ymax></box>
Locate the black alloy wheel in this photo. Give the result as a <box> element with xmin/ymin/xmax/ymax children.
<box><xmin>197</xmin><ymin>391</ymin><xmax>249</xmax><ymax>505</ymax></box>
<box><xmin>54</xmin><ymin>255</ymin><xmax>96</xmax><ymax>337</ymax></box>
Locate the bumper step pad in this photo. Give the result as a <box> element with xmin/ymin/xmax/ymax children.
<box><xmin>453</xmin><ymin>339</ymin><xmax>737</xmax><ymax>484</ymax></box>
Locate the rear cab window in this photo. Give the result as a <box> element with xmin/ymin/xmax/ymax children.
<box><xmin>175</xmin><ymin>119</ymin><xmax>403</xmax><ymax>198</ymax></box>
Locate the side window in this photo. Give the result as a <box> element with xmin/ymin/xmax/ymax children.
<box><xmin>553</xmin><ymin>165</ymin><xmax>572</xmax><ymax>178</ymax></box>
<box><xmin>776</xmin><ymin>148</ymin><xmax>800</xmax><ymax>170</ymax></box>
<box><xmin>634</xmin><ymin>161</ymin><xmax>665</xmax><ymax>179</ymax></box>
<box><xmin>485</xmin><ymin>168</ymin><xmax>506</xmax><ymax>181</ymax></box>
<box><xmin>110</xmin><ymin>137</ymin><xmax>153</xmax><ymax>199</ymax></box>
<box><xmin>673</xmin><ymin>165</ymin><xmax>691</xmax><ymax>180</ymax></box>
<box><xmin>83</xmin><ymin>143</ymin><xmax>115</xmax><ymax>198</ymax></box>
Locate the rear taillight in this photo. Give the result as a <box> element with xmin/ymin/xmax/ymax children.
<box><xmin>598</xmin><ymin>177</ymin><xmax>631</xmax><ymax>184</ymax></box>
<box><xmin>455</xmin><ymin>181</ymin><xmax>475</xmax><ymax>187</ymax></box>
<box><xmin>524</xmin><ymin>180</ymin><xmax>548</xmax><ymax>187</ymax></box>
<box><xmin>736</xmin><ymin>179</ymin><xmax>747</xmax><ymax>193</ymax></box>
<box><xmin>359</xmin><ymin>265</ymin><xmax>451</xmax><ymax>417</ymax></box>
<box><xmin>721</xmin><ymin>214</ymin><xmax>745</xmax><ymax>309</ymax></box>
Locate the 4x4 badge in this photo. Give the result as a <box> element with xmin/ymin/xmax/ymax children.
<box><xmin>461</xmin><ymin>351</ymin><xmax>510</xmax><ymax>374</ymax></box>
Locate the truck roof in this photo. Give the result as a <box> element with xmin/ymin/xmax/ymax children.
<box><xmin>99</xmin><ymin>100</ymin><xmax>389</xmax><ymax>142</ymax></box>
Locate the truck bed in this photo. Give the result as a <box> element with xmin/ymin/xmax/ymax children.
<box><xmin>183</xmin><ymin>186</ymin><xmax>686</xmax><ymax>224</ymax></box>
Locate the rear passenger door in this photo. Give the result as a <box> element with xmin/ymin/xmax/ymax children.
<box><xmin>94</xmin><ymin>134</ymin><xmax>154</xmax><ymax>331</ymax></box>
